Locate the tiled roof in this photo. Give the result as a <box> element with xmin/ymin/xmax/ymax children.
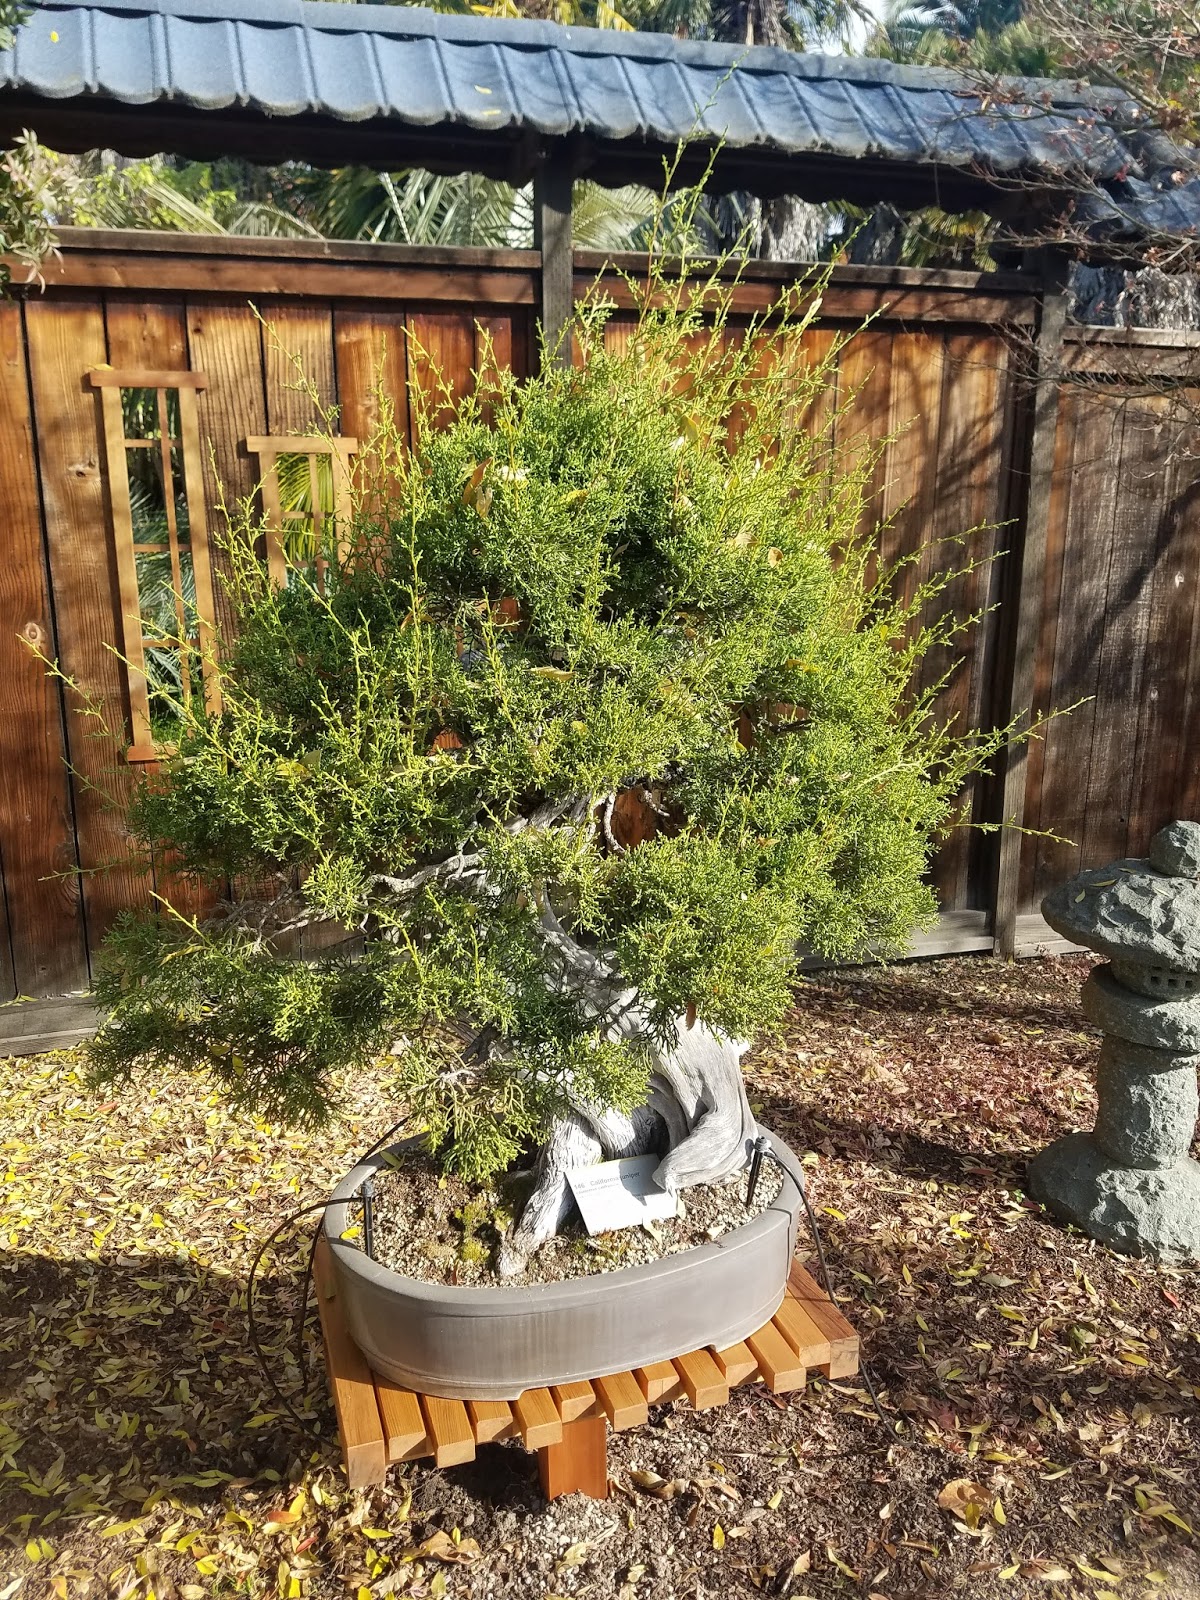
<box><xmin>1</xmin><ymin>0</ymin><xmax>1195</xmax><ymax>236</ymax></box>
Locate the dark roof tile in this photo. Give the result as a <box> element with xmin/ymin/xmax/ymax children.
<box><xmin>1</xmin><ymin>0</ymin><xmax>1196</xmax><ymax>239</ymax></box>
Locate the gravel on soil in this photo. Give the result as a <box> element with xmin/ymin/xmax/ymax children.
<box><xmin>366</xmin><ymin>1151</ymin><xmax>784</xmax><ymax>1286</ymax></box>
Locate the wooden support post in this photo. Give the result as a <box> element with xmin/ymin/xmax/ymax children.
<box><xmin>993</xmin><ymin>251</ymin><xmax>1069</xmax><ymax>958</ymax></box>
<box><xmin>538</xmin><ymin>1415</ymin><xmax>609</xmax><ymax>1500</ymax></box>
<box><xmin>533</xmin><ymin>153</ymin><xmax>573</xmax><ymax>370</ymax></box>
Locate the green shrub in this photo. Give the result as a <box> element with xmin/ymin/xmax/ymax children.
<box><xmin>88</xmin><ymin>267</ymin><xmax>1005</xmax><ymax>1181</ymax></box>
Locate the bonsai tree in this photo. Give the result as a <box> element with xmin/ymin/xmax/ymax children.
<box><xmin>88</xmin><ymin>270</ymin><xmax>1001</xmax><ymax>1272</ymax></box>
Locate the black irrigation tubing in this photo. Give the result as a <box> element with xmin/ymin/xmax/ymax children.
<box><xmin>248</xmin><ymin>1115</ymin><xmax>413</xmax><ymax>1435</ymax></box>
<box><xmin>246</xmin><ymin>1198</ymin><xmax>335</xmax><ymax>1437</ymax></box>
<box><xmin>762</xmin><ymin>1144</ymin><xmax>920</xmax><ymax>1454</ymax></box>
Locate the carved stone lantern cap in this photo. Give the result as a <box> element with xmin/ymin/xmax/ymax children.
<box><xmin>1041</xmin><ymin>821</ymin><xmax>1200</xmax><ymax>974</ymax></box>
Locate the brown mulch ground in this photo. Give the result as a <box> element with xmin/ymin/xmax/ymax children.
<box><xmin>2</xmin><ymin>953</ymin><xmax>1199</xmax><ymax>1600</ymax></box>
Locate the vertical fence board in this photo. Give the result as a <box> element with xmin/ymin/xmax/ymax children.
<box><xmin>1029</xmin><ymin>391</ymin><xmax>1128</xmax><ymax>899</ymax></box>
<box><xmin>334</xmin><ymin>305</ymin><xmax>410</xmax><ymax>445</ymax></box>
<box><xmin>333</xmin><ymin>304</ymin><xmax>410</xmax><ymax>520</ymax></box>
<box><xmin>406</xmin><ymin>310</ymin><xmax>476</xmax><ymax>440</ymax></box>
<box><xmin>833</xmin><ymin>328</ymin><xmax>893</xmax><ymax>563</ymax></box>
<box><xmin>0</xmin><ymin>301</ymin><xmax>88</xmax><ymax>995</ymax></box>
<box><xmin>474</xmin><ymin>311</ymin><xmax>520</xmax><ymax>424</ymax></box>
<box><xmin>925</xmin><ymin>332</ymin><xmax>1007</xmax><ymax>912</ymax></box>
<box><xmin>24</xmin><ymin>296</ymin><xmax>155</xmax><ymax>953</ymax></box>
<box><xmin>0</xmin><ymin>849</ymin><xmax>14</xmax><ymax>1000</ymax></box>
<box><xmin>1079</xmin><ymin>396</ymin><xmax>1172</xmax><ymax>870</ymax></box>
<box><xmin>262</xmin><ymin>300</ymin><xmax>337</xmax><ymax>431</ymax></box>
<box><xmin>790</xmin><ymin>325</ymin><xmax>839</xmax><ymax>453</ymax></box>
<box><xmin>880</xmin><ymin>331</ymin><xmax>946</xmax><ymax>612</ymax></box>
<box><xmin>1126</xmin><ymin>416</ymin><xmax>1200</xmax><ymax>855</ymax></box>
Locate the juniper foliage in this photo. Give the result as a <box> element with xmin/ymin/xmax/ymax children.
<box><xmin>89</xmin><ymin>268</ymin><xmax>1005</xmax><ymax>1181</ymax></box>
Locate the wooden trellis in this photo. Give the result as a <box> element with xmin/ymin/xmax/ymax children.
<box><xmin>90</xmin><ymin>366</ymin><xmax>221</xmax><ymax>761</ymax></box>
<box><xmin>246</xmin><ymin>434</ymin><xmax>358</xmax><ymax>588</ymax></box>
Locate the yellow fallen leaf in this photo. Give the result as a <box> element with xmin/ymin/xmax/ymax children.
<box><xmin>767</xmin><ymin>1488</ymin><xmax>783</xmax><ymax>1510</ymax></box>
<box><xmin>406</xmin><ymin>1530</ymin><xmax>481</xmax><ymax>1564</ymax></box>
<box><xmin>712</xmin><ymin>1524</ymin><xmax>725</xmax><ymax>1550</ymax></box>
<box><xmin>560</xmin><ymin>1541</ymin><xmax>590</xmax><ymax>1566</ymax></box>
<box><xmin>826</xmin><ymin>1545</ymin><xmax>861</xmax><ymax>1579</ymax></box>
<box><xmin>993</xmin><ymin>1498</ymin><xmax>1006</xmax><ymax>1525</ymax></box>
<box><xmin>1073</xmin><ymin>1558</ymin><xmax>1118</xmax><ymax>1580</ymax></box>
<box><xmin>1141</xmin><ymin>1505</ymin><xmax>1193</xmax><ymax>1534</ymax></box>
<box><xmin>937</xmin><ymin>1478</ymin><xmax>990</xmax><ymax>1529</ymax></box>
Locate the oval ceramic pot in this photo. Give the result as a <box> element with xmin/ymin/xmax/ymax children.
<box><xmin>324</xmin><ymin>1126</ymin><xmax>804</xmax><ymax>1400</ymax></box>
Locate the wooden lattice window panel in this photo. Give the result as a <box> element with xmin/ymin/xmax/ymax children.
<box><xmin>245</xmin><ymin>436</ymin><xmax>358</xmax><ymax>589</ymax></box>
<box><xmin>90</xmin><ymin>368</ymin><xmax>221</xmax><ymax>763</ymax></box>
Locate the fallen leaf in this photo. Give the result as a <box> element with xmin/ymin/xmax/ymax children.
<box><xmin>937</xmin><ymin>1478</ymin><xmax>991</xmax><ymax>1530</ymax></box>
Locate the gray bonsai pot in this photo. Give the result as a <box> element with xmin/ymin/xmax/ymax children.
<box><xmin>324</xmin><ymin>1125</ymin><xmax>804</xmax><ymax>1400</ymax></box>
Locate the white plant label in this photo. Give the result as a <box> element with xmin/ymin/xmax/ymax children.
<box><xmin>566</xmin><ymin>1154</ymin><xmax>679</xmax><ymax>1236</ymax></box>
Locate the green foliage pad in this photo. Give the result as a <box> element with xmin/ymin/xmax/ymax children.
<box><xmin>90</xmin><ymin>270</ymin><xmax>1004</xmax><ymax>1180</ymax></box>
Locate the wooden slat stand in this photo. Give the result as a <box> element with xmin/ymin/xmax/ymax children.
<box><xmin>312</xmin><ymin>1238</ymin><xmax>859</xmax><ymax>1499</ymax></box>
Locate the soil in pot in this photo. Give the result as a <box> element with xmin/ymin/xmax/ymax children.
<box><xmin>363</xmin><ymin>1151</ymin><xmax>784</xmax><ymax>1287</ymax></box>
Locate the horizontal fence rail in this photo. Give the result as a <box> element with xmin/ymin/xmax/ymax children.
<box><xmin>1</xmin><ymin>230</ymin><xmax>1198</xmax><ymax>998</ymax></box>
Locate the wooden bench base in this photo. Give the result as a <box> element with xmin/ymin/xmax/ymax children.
<box><xmin>313</xmin><ymin>1236</ymin><xmax>859</xmax><ymax>1499</ymax></box>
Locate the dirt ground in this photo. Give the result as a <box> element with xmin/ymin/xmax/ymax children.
<box><xmin>2</xmin><ymin>953</ymin><xmax>1198</xmax><ymax>1600</ymax></box>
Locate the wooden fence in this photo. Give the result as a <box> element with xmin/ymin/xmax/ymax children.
<box><xmin>2</xmin><ymin>228</ymin><xmax>1197</xmax><ymax>999</ymax></box>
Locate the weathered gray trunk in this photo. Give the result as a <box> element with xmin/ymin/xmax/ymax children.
<box><xmin>497</xmin><ymin>898</ymin><xmax>756</xmax><ymax>1274</ymax></box>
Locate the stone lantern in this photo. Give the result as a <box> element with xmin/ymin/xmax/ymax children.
<box><xmin>1030</xmin><ymin>819</ymin><xmax>1200</xmax><ymax>1260</ymax></box>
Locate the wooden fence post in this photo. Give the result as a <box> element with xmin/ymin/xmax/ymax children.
<box><xmin>533</xmin><ymin>152</ymin><xmax>574</xmax><ymax>371</ymax></box>
<box><xmin>992</xmin><ymin>251</ymin><xmax>1069</xmax><ymax>957</ymax></box>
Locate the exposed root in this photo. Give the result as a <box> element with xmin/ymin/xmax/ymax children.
<box><xmin>497</xmin><ymin>1017</ymin><xmax>756</xmax><ymax>1276</ymax></box>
